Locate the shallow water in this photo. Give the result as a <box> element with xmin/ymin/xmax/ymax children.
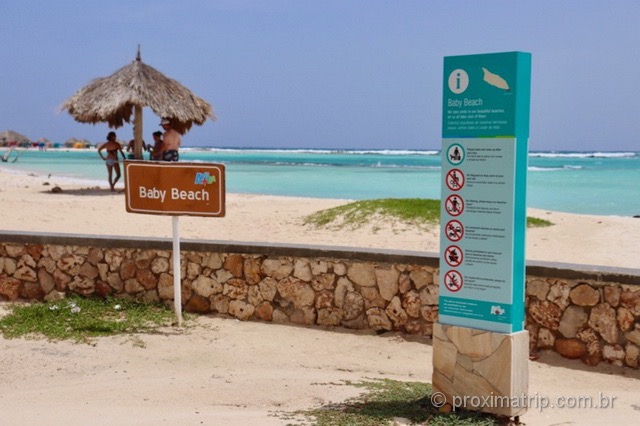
<box><xmin>1</xmin><ymin>148</ymin><xmax>638</xmax><ymax>216</ymax></box>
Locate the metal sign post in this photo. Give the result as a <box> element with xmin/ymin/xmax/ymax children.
<box><xmin>172</xmin><ymin>216</ymin><xmax>182</xmax><ymax>326</ymax></box>
<box><xmin>124</xmin><ymin>161</ymin><xmax>226</xmax><ymax>327</ymax></box>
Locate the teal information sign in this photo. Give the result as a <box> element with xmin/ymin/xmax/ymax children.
<box><xmin>443</xmin><ymin>52</ymin><xmax>531</xmax><ymax>138</ymax></box>
<box><xmin>439</xmin><ymin>52</ymin><xmax>531</xmax><ymax>333</ymax></box>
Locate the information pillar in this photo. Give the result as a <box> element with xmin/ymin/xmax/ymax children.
<box><xmin>439</xmin><ymin>51</ymin><xmax>531</xmax><ymax>334</ymax></box>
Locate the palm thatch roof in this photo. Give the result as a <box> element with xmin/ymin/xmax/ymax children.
<box><xmin>60</xmin><ymin>54</ymin><xmax>216</xmax><ymax>135</ymax></box>
<box><xmin>0</xmin><ymin>130</ymin><xmax>31</xmax><ymax>143</ymax></box>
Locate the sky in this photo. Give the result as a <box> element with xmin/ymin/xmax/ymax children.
<box><xmin>1</xmin><ymin>0</ymin><xmax>639</xmax><ymax>151</ymax></box>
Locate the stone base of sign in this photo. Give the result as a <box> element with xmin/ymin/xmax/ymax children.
<box><xmin>432</xmin><ymin>323</ymin><xmax>529</xmax><ymax>417</ymax></box>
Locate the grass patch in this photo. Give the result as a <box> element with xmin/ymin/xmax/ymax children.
<box><xmin>304</xmin><ymin>199</ymin><xmax>440</xmax><ymax>230</ymax></box>
<box><xmin>282</xmin><ymin>378</ymin><xmax>500</xmax><ymax>425</ymax></box>
<box><xmin>526</xmin><ymin>217</ymin><xmax>553</xmax><ymax>228</ymax></box>
<box><xmin>304</xmin><ymin>198</ymin><xmax>554</xmax><ymax>230</ymax></box>
<box><xmin>0</xmin><ymin>296</ymin><xmax>175</xmax><ymax>344</ymax></box>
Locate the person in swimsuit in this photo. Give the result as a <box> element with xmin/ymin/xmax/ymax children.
<box><xmin>160</xmin><ymin>118</ymin><xmax>181</xmax><ymax>161</ymax></box>
<box><xmin>149</xmin><ymin>131</ymin><xmax>164</xmax><ymax>161</ymax></box>
<box><xmin>126</xmin><ymin>138</ymin><xmax>147</xmax><ymax>159</ymax></box>
<box><xmin>97</xmin><ymin>131</ymin><xmax>126</xmax><ymax>191</ymax></box>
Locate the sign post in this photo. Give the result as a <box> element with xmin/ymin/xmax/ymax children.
<box><xmin>172</xmin><ymin>216</ymin><xmax>181</xmax><ymax>325</ymax></box>
<box><xmin>432</xmin><ymin>52</ymin><xmax>531</xmax><ymax>417</ymax></box>
<box><xmin>125</xmin><ymin>161</ymin><xmax>225</xmax><ymax>326</ymax></box>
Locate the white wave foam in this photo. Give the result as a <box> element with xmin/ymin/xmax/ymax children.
<box><xmin>530</xmin><ymin>151</ymin><xmax>636</xmax><ymax>159</ymax></box>
<box><xmin>528</xmin><ymin>165</ymin><xmax>583</xmax><ymax>171</ymax></box>
<box><xmin>180</xmin><ymin>147</ymin><xmax>440</xmax><ymax>156</ymax></box>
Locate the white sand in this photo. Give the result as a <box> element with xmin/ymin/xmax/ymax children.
<box><xmin>0</xmin><ymin>312</ymin><xmax>638</xmax><ymax>425</ymax></box>
<box><xmin>0</xmin><ymin>170</ymin><xmax>638</xmax><ymax>269</ymax></box>
<box><xmin>0</xmin><ymin>170</ymin><xmax>639</xmax><ymax>425</ymax></box>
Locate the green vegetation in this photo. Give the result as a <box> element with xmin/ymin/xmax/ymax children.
<box><xmin>304</xmin><ymin>198</ymin><xmax>553</xmax><ymax>230</ymax></box>
<box><xmin>526</xmin><ymin>216</ymin><xmax>553</xmax><ymax>228</ymax></box>
<box><xmin>0</xmin><ymin>296</ymin><xmax>175</xmax><ymax>344</ymax></box>
<box><xmin>304</xmin><ymin>199</ymin><xmax>441</xmax><ymax>230</ymax></box>
<box><xmin>282</xmin><ymin>378</ymin><xmax>499</xmax><ymax>425</ymax></box>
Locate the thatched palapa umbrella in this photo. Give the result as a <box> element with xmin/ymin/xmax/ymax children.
<box><xmin>61</xmin><ymin>48</ymin><xmax>215</xmax><ymax>159</ymax></box>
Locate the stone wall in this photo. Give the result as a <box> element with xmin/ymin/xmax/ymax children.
<box><xmin>525</xmin><ymin>272</ymin><xmax>640</xmax><ymax>368</ymax></box>
<box><xmin>0</xmin><ymin>231</ymin><xmax>638</xmax><ymax>369</ymax></box>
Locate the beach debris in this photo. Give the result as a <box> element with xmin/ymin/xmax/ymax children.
<box><xmin>51</xmin><ymin>185</ymin><xmax>63</xmax><ymax>193</ymax></box>
<box><xmin>48</xmin><ymin>302</ymin><xmax>81</xmax><ymax>314</ymax></box>
<box><xmin>66</xmin><ymin>301</ymin><xmax>81</xmax><ymax>313</ymax></box>
<box><xmin>1</xmin><ymin>147</ymin><xmax>18</xmax><ymax>162</ymax></box>
<box><xmin>43</xmin><ymin>182</ymin><xmax>50</xmax><ymax>186</ymax></box>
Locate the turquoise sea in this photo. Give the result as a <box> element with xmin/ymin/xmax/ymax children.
<box><xmin>1</xmin><ymin>148</ymin><xmax>638</xmax><ymax>217</ymax></box>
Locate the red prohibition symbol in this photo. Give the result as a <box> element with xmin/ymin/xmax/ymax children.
<box><xmin>446</xmin><ymin>168</ymin><xmax>465</xmax><ymax>191</ymax></box>
<box><xmin>445</xmin><ymin>219</ymin><xmax>464</xmax><ymax>242</ymax></box>
<box><xmin>444</xmin><ymin>270</ymin><xmax>463</xmax><ymax>292</ymax></box>
<box><xmin>445</xmin><ymin>245</ymin><xmax>463</xmax><ymax>267</ymax></box>
<box><xmin>445</xmin><ymin>194</ymin><xmax>464</xmax><ymax>216</ymax></box>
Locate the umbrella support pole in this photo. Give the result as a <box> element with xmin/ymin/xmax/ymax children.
<box><xmin>172</xmin><ymin>216</ymin><xmax>183</xmax><ymax>327</ymax></box>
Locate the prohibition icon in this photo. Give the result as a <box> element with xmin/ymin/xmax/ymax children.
<box><xmin>444</xmin><ymin>270</ymin><xmax>463</xmax><ymax>292</ymax></box>
<box><xmin>445</xmin><ymin>245</ymin><xmax>463</xmax><ymax>267</ymax></box>
<box><xmin>445</xmin><ymin>219</ymin><xmax>464</xmax><ymax>242</ymax></box>
<box><xmin>445</xmin><ymin>194</ymin><xmax>464</xmax><ymax>216</ymax></box>
<box><xmin>446</xmin><ymin>168</ymin><xmax>465</xmax><ymax>191</ymax></box>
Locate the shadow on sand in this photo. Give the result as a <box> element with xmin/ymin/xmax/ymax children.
<box><xmin>40</xmin><ymin>186</ymin><xmax>125</xmax><ymax>196</ymax></box>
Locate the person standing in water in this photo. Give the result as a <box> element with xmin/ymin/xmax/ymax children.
<box><xmin>97</xmin><ymin>131</ymin><xmax>126</xmax><ymax>191</ymax></box>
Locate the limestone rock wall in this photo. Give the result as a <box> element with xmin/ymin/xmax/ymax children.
<box><xmin>0</xmin><ymin>240</ymin><xmax>638</xmax><ymax>369</ymax></box>
<box><xmin>525</xmin><ymin>278</ymin><xmax>640</xmax><ymax>368</ymax></box>
<box><xmin>0</xmin><ymin>243</ymin><xmax>439</xmax><ymax>336</ymax></box>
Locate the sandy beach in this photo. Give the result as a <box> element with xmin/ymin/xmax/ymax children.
<box><xmin>0</xmin><ymin>170</ymin><xmax>638</xmax><ymax>270</ymax></box>
<box><xmin>1</xmin><ymin>310</ymin><xmax>639</xmax><ymax>426</ymax></box>
<box><xmin>1</xmin><ymin>170</ymin><xmax>639</xmax><ymax>425</ymax></box>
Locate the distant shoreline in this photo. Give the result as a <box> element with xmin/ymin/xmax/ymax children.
<box><xmin>1</xmin><ymin>148</ymin><xmax>638</xmax><ymax>217</ymax></box>
<box><xmin>2</xmin><ymin>145</ymin><xmax>639</xmax><ymax>155</ymax></box>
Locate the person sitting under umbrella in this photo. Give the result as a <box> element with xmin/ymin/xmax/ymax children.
<box><xmin>126</xmin><ymin>138</ymin><xmax>148</xmax><ymax>159</ymax></box>
<box><xmin>160</xmin><ymin>118</ymin><xmax>181</xmax><ymax>161</ymax></box>
<box><xmin>149</xmin><ymin>131</ymin><xmax>164</xmax><ymax>161</ymax></box>
<box><xmin>97</xmin><ymin>131</ymin><xmax>126</xmax><ymax>191</ymax></box>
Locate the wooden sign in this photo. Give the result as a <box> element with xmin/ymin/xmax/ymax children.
<box><xmin>124</xmin><ymin>161</ymin><xmax>225</xmax><ymax>217</ymax></box>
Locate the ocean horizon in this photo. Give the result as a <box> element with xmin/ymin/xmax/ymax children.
<box><xmin>0</xmin><ymin>147</ymin><xmax>638</xmax><ymax>217</ymax></box>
